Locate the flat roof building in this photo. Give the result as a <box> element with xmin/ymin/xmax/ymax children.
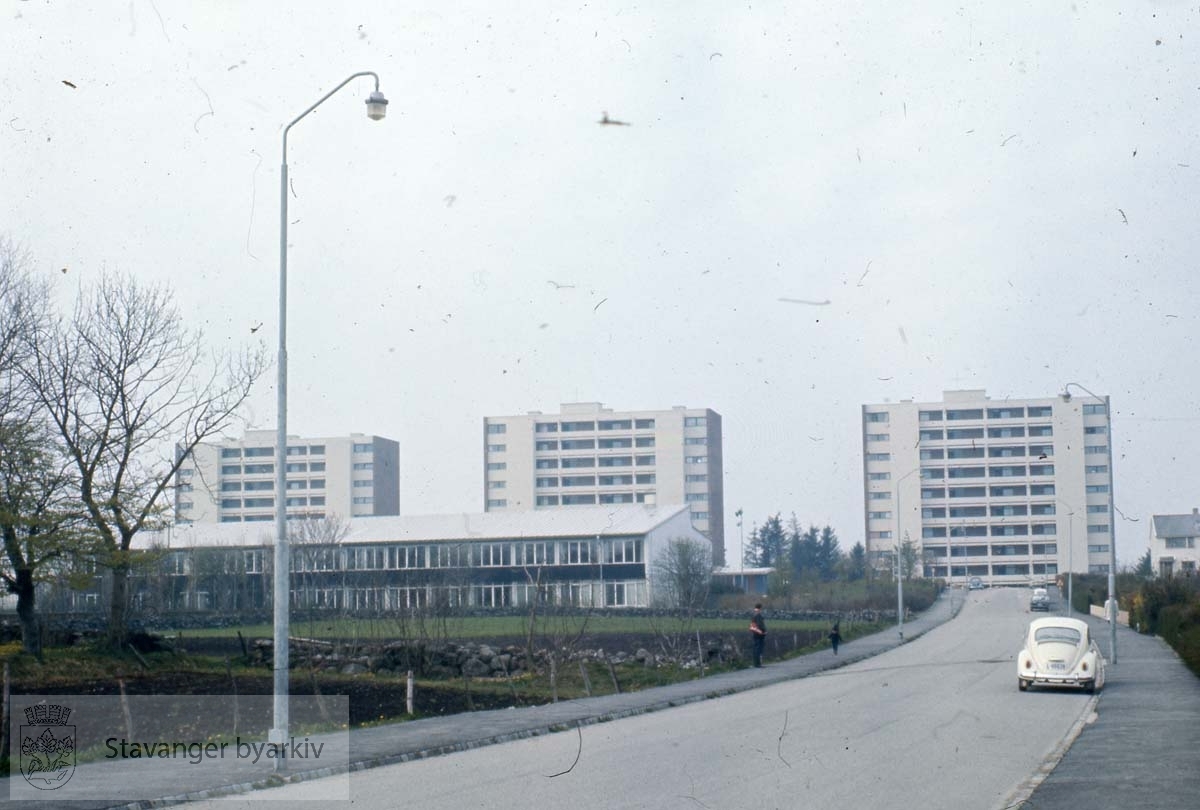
<box><xmin>482</xmin><ymin>403</ymin><xmax>725</xmax><ymax>566</ymax></box>
<box><xmin>861</xmin><ymin>389</ymin><xmax>1115</xmax><ymax>586</ymax></box>
<box><xmin>174</xmin><ymin>430</ymin><xmax>399</xmax><ymax>525</ymax></box>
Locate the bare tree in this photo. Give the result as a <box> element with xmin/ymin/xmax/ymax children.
<box><xmin>21</xmin><ymin>271</ymin><xmax>267</xmax><ymax>647</ymax></box>
<box><xmin>0</xmin><ymin>238</ymin><xmax>90</xmax><ymax>655</ymax></box>
<box><xmin>652</xmin><ymin>536</ymin><xmax>713</xmax><ymax>613</ymax></box>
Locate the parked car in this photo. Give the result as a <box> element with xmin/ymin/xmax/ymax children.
<box><xmin>1017</xmin><ymin>617</ymin><xmax>1105</xmax><ymax>693</ymax></box>
<box><xmin>1030</xmin><ymin>587</ymin><xmax>1051</xmax><ymax>611</ymax></box>
<box><xmin>968</xmin><ymin>576</ymin><xmax>984</xmax><ymax>590</ymax></box>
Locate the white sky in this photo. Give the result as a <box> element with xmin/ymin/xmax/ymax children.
<box><xmin>3</xmin><ymin>2</ymin><xmax>1198</xmax><ymax>566</ymax></box>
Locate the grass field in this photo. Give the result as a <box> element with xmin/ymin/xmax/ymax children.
<box><xmin>179</xmin><ymin>613</ymin><xmax>842</xmax><ymax>641</ymax></box>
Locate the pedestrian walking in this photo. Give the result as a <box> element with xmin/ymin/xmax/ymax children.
<box><xmin>749</xmin><ymin>603</ymin><xmax>767</xmax><ymax>667</ymax></box>
<box><xmin>829</xmin><ymin>622</ymin><xmax>842</xmax><ymax>655</ymax></box>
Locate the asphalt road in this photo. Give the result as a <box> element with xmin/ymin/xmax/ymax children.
<box><xmin>184</xmin><ymin>588</ymin><xmax>1098</xmax><ymax>809</ymax></box>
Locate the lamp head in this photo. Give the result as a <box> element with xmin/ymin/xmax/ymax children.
<box><xmin>1060</xmin><ymin>390</ymin><xmax>1071</xmax><ymax>402</ymax></box>
<box><xmin>365</xmin><ymin>90</ymin><xmax>388</xmax><ymax>121</ymax></box>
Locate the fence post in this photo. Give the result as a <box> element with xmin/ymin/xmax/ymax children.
<box><xmin>406</xmin><ymin>670</ymin><xmax>414</xmax><ymax>715</ymax></box>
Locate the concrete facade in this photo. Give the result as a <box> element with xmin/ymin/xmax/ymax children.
<box><xmin>1150</xmin><ymin>509</ymin><xmax>1200</xmax><ymax>577</ymax></box>
<box><xmin>861</xmin><ymin>389</ymin><xmax>1115</xmax><ymax>586</ymax></box>
<box><xmin>482</xmin><ymin>403</ymin><xmax>725</xmax><ymax>566</ymax></box>
<box><xmin>174</xmin><ymin>430</ymin><xmax>400</xmax><ymax>524</ymax></box>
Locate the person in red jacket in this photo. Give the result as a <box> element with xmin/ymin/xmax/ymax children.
<box><xmin>749</xmin><ymin>604</ymin><xmax>767</xmax><ymax>667</ymax></box>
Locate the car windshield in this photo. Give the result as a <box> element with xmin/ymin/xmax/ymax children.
<box><xmin>1035</xmin><ymin>627</ymin><xmax>1081</xmax><ymax>645</ymax></box>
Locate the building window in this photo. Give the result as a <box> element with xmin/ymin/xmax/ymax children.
<box><xmin>244</xmin><ymin>480</ymin><xmax>272</xmax><ymax>491</ymax></box>
<box><xmin>685</xmin><ymin>474</ymin><xmax>707</xmax><ymax>482</ymax></box>
<box><xmin>291</xmin><ymin>480</ymin><xmax>312</xmax><ymax>490</ymax></box>
<box><xmin>536</xmin><ymin>477</ymin><xmax>559</xmax><ymax>487</ymax></box>
<box><xmin>536</xmin><ymin>495</ymin><xmax>560</xmax><ymax>506</ymax></box>
<box><xmin>685</xmin><ymin>492</ymin><xmax>707</xmax><ymax>502</ymax></box>
<box><xmin>946</xmin><ymin>428</ymin><xmax>984</xmax><ymax>440</ymax></box>
<box><xmin>221</xmin><ymin>448</ymin><xmax>242</xmax><ymax>459</ymax></box>
<box><xmin>221</xmin><ymin>465</ymin><xmax>241</xmax><ymax>475</ymax></box>
<box><xmin>1027</xmin><ymin>425</ymin><xmax>1054</xmax><ymax>437</ymax></box>
<box><xmin>599</xmin><ymin>474</ymin><xmax>634</xmax><ymax>486</ymax></box>
<box><xmin>309</xmin><ymin>444</ymin><xmax>326</xmax><ymax>455</ymax></box>
<box><xmin>309</xmin><ymin>462</ymin><xmax>325</xmax><ymax>472</ymax></box>
<box><xmin>950</xmin><ymin>486</ymin><xmax>989</xmax><ymax>498</ymax></box>
<box><xmin>536</xmin><ymin>458</ymin><xmax>559</xmax><ymax>469</ymax></box>
<box><xmin>1029</xmin><ymin>484</ymin><xmax>1055</xmax><ymax>495</ymax></box>
<box><xmin>287</xmin><ymin>446</ymin><xmax>307</xmax><ymax>456</ymax></box>
<box><xmin>992</xmin><ymin>504</ymin><xmax>1027</xmax><ymax>516</ymax></box>
<box><xmin>1083</xmin><ymin>425</ymin><xmax>1105</xmax><ymax>435</ymax></box>
<box><xmin>946</xmin><ymin>409</ymin><xmax>984</xmax><ymax>420</ymax></box>
<box><xmin>1029</xmin><ymin>464</ymin><xmax>1054</xmax><ymax>476</ymax></box>
<box><xmin>867</xmin><ymin>433</ymin><xmax>889</xmax><ymax>441</ymax></box>
<box><xmin>178</xmin><ymin>468</ymin><xmax>194</xmax><ymax>478</ymax></box>
<box><xmin>868</xmin><ymin>492</ymin><xmax>891</xmax><ymax>500</ymax></box>
<box><xmin>868</xmin><ymin>511</ymin><xmax>892</xmax><ymax>519</ymax></box>
<box><xmin>920</xmin><ymin>449</ymin><xmax>944</xmax><ymax>460</ymax></box>
<box><xmin>220</xmin><ymin>482</ymin><xmax>242</xmax><ymax>492</ymax></box>
<box><xmin>987</xmin><ymin>465</ymin><xmax>1024</xmax><ymax>478</ymax></box>
<box><xmin>1086</xmin><ymin>484</ymin><xmax>1109</xmax><ymax>493</ymax></box>
<box><xmin>561</xmin><ymin>438</ymin><xmax>596</xmax><ymax>450</ymax></box>
<box><xmin>986</xmin><ymin>407</ymin><xmax>1024</xmax><ymax>419</ymax></box>
<box><xmin>243</xmin><ymin>497</ymin><xmax>274</xmax><ymax>508</ymax></box>
<box><xmin>1084</xmin><ymin>445</ymin><xmax>1108</xmax><ymax>454</ymax></box>
<box><xmin>1165</xmin><ymin>537</ymin><xmax>1196</xmax><ymax>549</ymax></box>
<box><xmin>865</xmin><ymin>453</ymin><xmax>890</xmax><ymax>461</ymax></box>
<box><xmin>244</xmin><ymin>447</ymin><xmax>272</xmax><ymax>458</ymax></box>
<box><xmin>353</xmin><ymin>442</ymin><xmax>374</xmax><ymax>453</ymax></box>
<box><xmin>1082</xmin><ymin>403</ymin><xmax>1106</xmax><ymax>415</ymax></box>
<box><xmin>599</xmin><ymin>437</ymin><xmax>633</xmax><ymax>449</ymax></box>
<box><xmin>685</xmin><ymin>455</ymin><xmax>708</xmax><ymax>464</ymax></box>
<box><xmin>600</xmin><ymin>493</ymin><xmax>635</xmax><ymax>504</ymax></box>
<box><xmin>487</xmin><ymin>498</ymin><xmax>507</xmax><ymax>508</ymax></box>
<box><xmin>487</xmin><ymin>462</ymin><xmax>507</xmax><ymax>471</ymax></box>
<box><xmin>988</xmin><ymin>485</ymin><xmax>1025</xmax><ymax>497</ymax></box>
<box><xmin>599</xmin><ymin>419</ymin><xmax>633</xmax><ymax>430</ymax></box>
<box><xmin>353</xmin><ymin>462</ymin><xmax>374</xmax><ymax>470</ymax></box>
<box><xmin>1030</xmin><ymin>503</ymin><xmax>1056</xmax><ymax>515</ymax></box>
<box><xmin>561</xmin><ymin>494</ymin><xmax>596</xmax><ymax>505</ymax></box>
<box><xmin>869</xmin><ymin>530</ymin><xmax>893</xmax><ymax>540</ymax></box>
<box><xmin>635</xmin><ymin>436</ymin><xmax>655</xmax><ymax>447</ymax></box>
<box><xmin>636</xmin><ymin>473</ymin><xmax>656</xmax><ymax>484</ymax></box>
<box><xmin>561</xmin><ymin>421</ymin><xmax>595</xmax><ymax>432</ymax></box>
<box><xmin>286</xmin><ymin>497</ymin><xmax>307</xmax><ymax>507</ymax></box>
<box><xmin>244</xmin><ymin>463</ymin><xmax>273</xmax><ymax>474</ymax></box>
<box><xmin>309</xmin><ymin>479</ymin><xmax>326</xmax><ymax>489</ymax></box>
<box><xmin>921</xmin><ymin>488</ymin><xmax>945</xmax><ymax>499</ymax></box>
<box><xmin>987</xmin><ymin>426</ymin><xmax>1025</xmax><ymax>438</ymax></box>
<box><xmin>1085</xmin><ymin>465</ymin><xmax>1108</xmax><ymax>474</ymax></box>
<box><xmin>1087</xmin><ymin>524</ymin><xmax>1110</xmax><ymax>534</ymax></box>
<box><xmin>635</xmin><ymin>455</ymin><xmax>656</xmax><ymax>466</ymax></box>
<box><xmin>635</xmin><ymin>418</ymin><xmax>655</xmax><ymax>429</ymax></box>
<box><xmin>563</xmin><ymin>540</ymin><xmax>592</xmax><ymax>563</ymax></box>
<box><xmin>535</xmin><ymin>422</ymin><xmax>558</xmax><ymax>433</ymax></box>
<box><xmin>948</xmin><ymin>447</ymin><xmax>983</xmax><ymax>459</ymax></box>
<box><xmin>562</xmin><ymin>475</ymin><xmax>596</xmax><ymax>487</ymax></box>
<box><xmin>286</xmin><ymin>462</ymin><xmax>307</xmax><ymax>472</ymax></box>
<box><xmin>919</xmin><ymin>429</ymin><xmax>944</xmax><ymax>441</ymax></box>
<box><xmin>488</xmin><ymin>480</ymin><xmax>506</xmax><ymax>489</ymax></box>
<box><xmin>309</xmin><ymin>496</ymin><xmax>325</xmax><ymax>506</ymax></box>
<box><xmin>486</xmin><ymin>423</ymin><xmax>507</xmax><ymax>434</ymax></box>
<box><xmin>684</xmin><ymin>436</ymin><xmax>707</xmax><ymax>445</ymax></box>
<box><xmin>865</xmin><ymin>412</ymin><xmax>889</xmax><ymax>423</ymax></box>
<box><xmin>919</xmin><ymin>410</ymin><xmax>943</xmax><ymax>422</ymax></box>
<box><xmin>1087</xmin><ymin>545</ymin><xmax>1110</xmax><ymax>554</ymax></box>
<box><xmin>599</xmin><ymin>456</ymin><xmax>633</xmax><ymax>467</ymax></box>
<box><xmin>1027</xmin><ymin>406</ymin><xmax>1053</xmax><ymax>417</ymax></box>
<box><xmin>488</xmin><ymin>443</ymin><xmax>507</xmax><ymax>452</ymax></box>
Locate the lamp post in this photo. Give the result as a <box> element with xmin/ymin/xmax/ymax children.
<box><xmin>894</xmin><ymin>467</ymin><xmax>922</xmax><ymax>640</ymax></box>
<box><xmin>1061</xmin><ymin>383</ymin><xmax>1117</xmax><ymax>664</ymax></box>
<box><xmin>1055</xmin><ymin>498</ymin><xmax>1077</xmax><ymax>617</ymax></box>
<box><xmin>736</xmin><ymin>508</ymin><xmax>744</xmax><ymax>575</ymax></box>
<box><xmin>273</xmin><ymin>72</ymin><xmax>387</xmax><ymax>767</ymax></box>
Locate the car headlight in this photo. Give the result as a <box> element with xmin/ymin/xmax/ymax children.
<box><xmin>1023</xmin><ymin>659</ymin><xmax>1032</xmax><ymax>670</ymax></box>
<box><xmin>1081</xmin><ymin>661</ymin><xmax>1088</xmax><ymax>672</ymax></box>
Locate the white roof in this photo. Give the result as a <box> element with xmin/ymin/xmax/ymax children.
<box><xmin>137</xmin><ymin>504</ymin><xmax>692</xmax><ymax>550</ymax></box>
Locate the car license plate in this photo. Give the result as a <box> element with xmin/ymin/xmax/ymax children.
<box><xmin>1049</xmin><ymin>662</ymin><xmax>1066</xmax><ymax>671</ymax></box>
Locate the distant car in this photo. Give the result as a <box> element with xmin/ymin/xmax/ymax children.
<box><xmin>968</xmin><ymin>577</ymin><xmax>984</xmax><ymax>590</ymax></box>
<box><xmin>1017</xmin><ymin>617</ymin><xmax>1105</xmax><ymax>693</ymax></box>
<box><xmin>1030</xmin><ymin>588</ymin><xmax>1051</xmax><ymax>611</ymax></box>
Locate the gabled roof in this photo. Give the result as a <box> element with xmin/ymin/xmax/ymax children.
<box><xmin>136</xmin><ymin>504</ymin><xmax>693</xmax><ymax>550</ymax></box>
<box><xmin>1152</xmin><ymin>512</ymin><xmax>1200</xmax><ymax>539</ymax></box>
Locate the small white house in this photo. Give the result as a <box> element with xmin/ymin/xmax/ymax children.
<box><xmin>1150</xmin><ymin>509</ymin><xmax>1200</xmax><ymax>577</ymax></box>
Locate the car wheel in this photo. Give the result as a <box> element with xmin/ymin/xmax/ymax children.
<box><xmin>1018</xmin><ymin>679</ymin><xmax>1029</xmax><ymax>692</ymax></box>
<box><xmin>1084</xmin><ymin>681</ymin><xmax>1095</xmax><ymax>695</ymax></box>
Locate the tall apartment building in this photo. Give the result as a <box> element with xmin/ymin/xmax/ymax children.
<box><xmin>482</xmin><ymin>403</ymin><xmax>725</xmax><ymax>566</ymax></box>
<box><xmin>861</xmin><ymin>389</ymin><xmax>1114</xmax><ymax>586</ymax></box>
<box><xmin>174</xmin><ymin>430</ymin><xmax>400</xmax><ymax>524</ymax></box>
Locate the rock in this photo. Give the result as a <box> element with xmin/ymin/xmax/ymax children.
<box><xmin>461</xmin><ymin>657</ymin><xmax>492</xmax><ymax>678</ymax></box>
<box><xmin>340</xmin><ymin>662</ymin><xmax>367</xmax><ymax>676</ymax></box>
<box><xmin>477</xmin><ymin>644</ymin><xmax>495</xmax><ymax>661</ymax></box>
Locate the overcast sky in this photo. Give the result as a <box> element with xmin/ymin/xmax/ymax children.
<box><xmin>4</xmin><ymin>2</ymin><xmax>1197</xmax><ymax>566</ymax></box>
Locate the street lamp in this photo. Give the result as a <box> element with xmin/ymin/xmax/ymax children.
<box><xmin>736</xmin><ymin>508</ymin><xmax>744</xmax><ymax>573</ymax></box>
<box><xmin>273</xmin><ymin>72</ymin><xmax>387</xmax><ymax>767</ymax></box>
<box><xmin>893</xmin><ymin>467</ymin><xmax>923</xmax><ymax>640</ymax></box>
<box><xmin>1055</xmin><ymin>498</ymin><xmax>1078</xmax><ymax>617</ymax></box>
<box><xmin>1060</xmin><ymin>383</ymin><xmax>1117</xmax><ymax>664</ymax></box>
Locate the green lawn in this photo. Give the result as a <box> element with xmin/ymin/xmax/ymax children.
<box><xmin>180</xmin><ymin>613</ymin><xmax>837</xmax><ymax>640</ymax></box>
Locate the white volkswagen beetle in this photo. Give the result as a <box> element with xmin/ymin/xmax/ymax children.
<box><xmin>1017</xmin><ymin>616</ymin><xmax>1105</xmax><ymax>694</ymax></box>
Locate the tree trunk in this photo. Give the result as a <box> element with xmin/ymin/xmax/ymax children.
<box><xmin>108</xmin><ymin>564</ymin><xmax>130</xmax><ymax>649</ymax></box>
<box><xmin>15</xmin><ymin>566</ymin><xmax>41</xmax><ymax>658</ymax></box>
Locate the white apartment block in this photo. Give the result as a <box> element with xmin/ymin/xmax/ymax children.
<box><xmin>482</xmin><ymin>403</ymin><xmax>726</xmax><ymax>566</ymax></box>
<box><xmin>174</xmin><ymin>430</ymin><xmax>400</xmax><ymax>524</ymax></box>
<box><xmin>861</xmin><ymin>389</ymin><xmax>1115</xmax><ymax>586</ymax></box>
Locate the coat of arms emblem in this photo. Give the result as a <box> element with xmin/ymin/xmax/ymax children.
<box><xmin>19</xmin><ymin>703</ymin><xmax>76</xmax><ymax>789</ymax></box>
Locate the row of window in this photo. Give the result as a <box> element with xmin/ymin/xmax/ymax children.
<box><xmin>534</xmin><ymin>474</ymin><xmax>658</xmax><ymax>487</ymax></box>
<box><xmin>219</xmin><ymin>444</ymin><xmax>329</xmax><ymax>459</ymax></box>
<box><xmin>920</xmin><ymin>524</ymin><xmax>1060</xmax><ymax>538</ymax></box>
<box><xmin>291</xmin><ymin>580</ymin><xmax>649</xmax><ymax>610</ymax></box>
<box><xmin>220</xmin><ymin>512</ymin><xmax>325</xmax><ymax>523</ymax></box>
<box><xmin>917</xmin><ymin>504</ymin><xmax>1106</xmax><ymax>518</ymax></box>
<box><xmin>915</xmin><ymin>464</ymin><xmax>1056</xmax><ymax>479</ymax></box>
<box><xmin>289</xmin><ymin>539</ymin><xmax>646</xmax><ymax>572</ymax></box>
<box><xmin>914</xmin><ymin>425</ymin><xmax>1056</xmax><ymax>441</ymax></box>
<box><xmin>531</xmin><ymin>493</ymin><xmax>658</xmax><ymax>506</ymax></box>
<box><xmin>920</xmin><ymin>543</ymin><xmax>1060</xmax><ymax>556</ymax></box>
<box><xmin>530</xmin><ymin>418</ymin><xmax>660</xmax><ymax>433</ymax></box>
<box><xmin>221</xmin><ymin>478</ymin><xmax>327</xmax><ymax>494</ymax></box>
<box><xmin>221</xmin><ymin>495</ymin><xmax>329</xmax><ymax>509</ymax></box>
<box><xmin>533</xmin><ymin>455</ymin><xmax>657</xmax><ymax>469</ymax></box>
<box><xmin>918</xmin><ymin>444</ymin><xmax>1055</xmax><ymax>459</ymax></box>
<box><xmin>529</xmin><ymin>437</ymin><xmax>663</xmax><ymax>451</ymax></box>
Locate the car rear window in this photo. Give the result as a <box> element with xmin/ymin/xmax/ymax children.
<box><xmin>1035</xmin><ymin>627</ymin><xmax>1081</xmax><ymax>645</ymax></box>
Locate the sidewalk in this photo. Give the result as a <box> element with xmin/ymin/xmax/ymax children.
<box><xmin>2</xmin><ymin>598</ymin><xmax>956</xmax><ymax>809</ymax></box>
<box><xmin>1020</xmin><ymin>615</ymin><xmax>1200</xmax><ymax>809</ymax></box>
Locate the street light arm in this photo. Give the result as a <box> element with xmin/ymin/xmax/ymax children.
<box><xmin>282</xmin><ymin>71</ymin><xmax>382</xmax><ymax>157</ymax></box>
